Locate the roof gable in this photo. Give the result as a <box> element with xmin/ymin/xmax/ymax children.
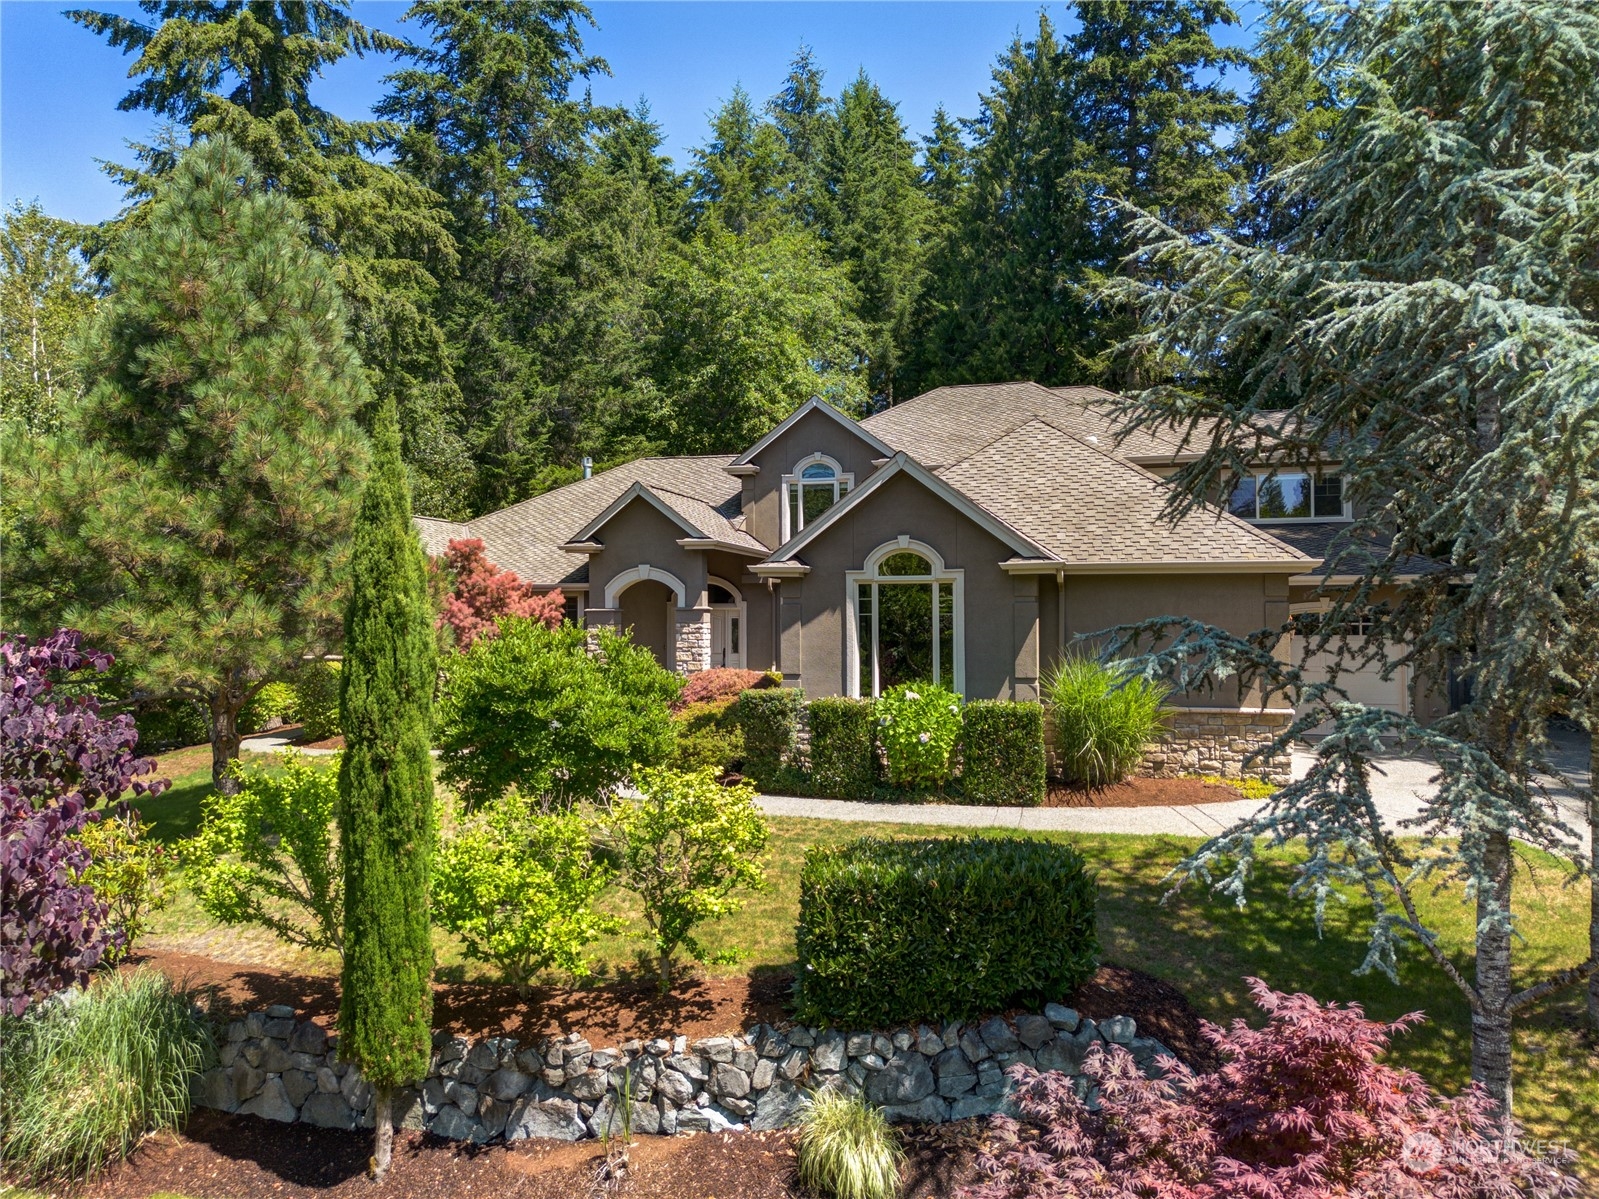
<box><xmin>729</xmin><ymin>398</ymin><xmax>895</xmax><ymax>469</ymax></box>
<box><xmin>760</xmin><ymin>452</ymin><xmax>1051</xmax><ymax>564</ymax></box>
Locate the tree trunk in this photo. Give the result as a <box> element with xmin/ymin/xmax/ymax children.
<box><xmin>371</xmin><ymin>1087</ymin><xmax>394</xmax><ymax>1182</ymax></box>
<box><xmin>658</xmin><ymin>949</ymin><xmax>673</xmax><ymax>996</ymax></box>
<box><xmin>210</xmin><ymin>692</ymin><xmax>244</xmax><ymax>794</ymax></box>
<box><xmin>1589</xmin><ymin>714</ymin><xmax>1598</xmax><ymax>1031</ymax></box>
<box><xmin>1471</xmin><ymin>828</ymin><xmax>1515</xmax><ymax>1119</ymax></box>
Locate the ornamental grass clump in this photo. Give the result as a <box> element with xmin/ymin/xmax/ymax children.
<box><xmin>875</xmin><ymin>683</ymin><xmax>961</xmax><ymax>791</ymax></box>
<box><xmin>1045</xmin><ymin>657</ymin><xmax>1169</xmax><ymax>787</ymax></box>
<box><xmin>0</xmin><ymin>969</ymin><xmax>213</xmax><ymax>1183</ymax></box>
<box><xmin>795</xmin><ymin>1089</ymin><xmax>903</xmax><ymax>1199</ymax></box>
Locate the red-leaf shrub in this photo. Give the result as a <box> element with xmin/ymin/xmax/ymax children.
<box><xmin>0</xmin><ymin>629</ymin><xmax>167</xmax><ymax>1014</ymax></box>
<box><xmin>1</xmin><ymin>629</ymin><xmax>166</xmax><ymax>809</ymax></box>
<box><xmin>968</xmin><ymin>978</ymin><xmax>1578</xmax><ymax>1199</ymax></box>
<box><xmin>673</xmin><ymin>668</ymin><xmax>774</xmax><ymax>712</ymax></box>
<box><xmin>437</xmin><ymin>539</ymin><xmax>564</xmax><ymax>650</ymax></box>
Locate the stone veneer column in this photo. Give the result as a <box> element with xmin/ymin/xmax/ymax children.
<box><xmin>582</xmin><ymin>607</ymin><xmax>620</xmax><ymax>654</ymax></box>
<box><xmin>673</xmin><ymin>607</ymin><xmax>712</xmax><ymax>676</ymax></box>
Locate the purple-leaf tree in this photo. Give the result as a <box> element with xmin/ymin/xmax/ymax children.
<box><xmin>0</xmin><ymin>629</ymin><xmax>166</xmax><ymax>1013</ymax></box>
<box><xmin>968</xmin><ymin>978</ymin><xmax>1579</xmax><ymax>1199</ymax></box>
<box><xmin>1</xmin><ymin>628</ymin><xmax>167</xmax><ymax>808</ymax></box>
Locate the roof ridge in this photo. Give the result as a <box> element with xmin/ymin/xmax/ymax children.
<box><xmin>1013</xmin><ymin>415</ymin><xmax>1315</xmax><ymax>560</ymax></box>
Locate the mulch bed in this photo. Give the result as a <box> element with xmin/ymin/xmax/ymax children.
<box><xmin>74</xmin><ymin>1111</ymin><xmax>989</xmax><ymax>1199</ymax></box>
<box><xmin>1041</xmin><ymin>774</ymin><xmax>1252</xmax><ymax>808</ymax></box>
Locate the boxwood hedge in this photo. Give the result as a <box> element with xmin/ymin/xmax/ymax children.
<box><xmin>806</xmin><ymin>698</ymin><xmax>877</xmax><ymax>800</ymax></box>
<box><xmin>737</xmin><ymin>687</ymin><xmax>803</xmax><ymax>786</ymax></box>
<box><xmin>960</xmin><ymin>700</ymin><xmax>1047</xmax><ymax>805</ymax></box>
<box><xmin>795</xmin><ymin>835</ymin><xmax>1098</xmax><ymax>1026</ymax></box>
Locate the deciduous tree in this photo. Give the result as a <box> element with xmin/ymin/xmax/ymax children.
<box><xmin>437</xmin><ymin>538</ymin><xmax>563</xmax><ymax>649</ymax></box>
<box><xmin>0</xmin><ymin>202</ymin><xmax>97</xmax><ymax>436</ymax></box>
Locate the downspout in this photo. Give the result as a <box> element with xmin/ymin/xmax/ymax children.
<box><xmin>767</xmin><ymin>577</ymin><xmax>779</xmax><ymax>672</ymax></box>
<box><xmin>1056</xmin><ymin>568</ymin><xmax>1067</xmax><ymax>667</ymax></box>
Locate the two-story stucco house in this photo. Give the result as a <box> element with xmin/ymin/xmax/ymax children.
<box><xmin>416</xmin><ymin>382</ymin><xmax>1446</xmax><ymax>771</ymax></box>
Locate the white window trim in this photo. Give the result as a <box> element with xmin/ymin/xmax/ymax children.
<box><xmin>1232</xmin><ymin>470</ymin><xmax>1351</xmax><ymax>523</ymax></box>
<box><xmin>845</xmin><ymin>537</ymin><xmax>965</xmax><ymax>698</ymax></box>
<box><xmin>604</xmin><ymin>563</ymin><xmax>687</xmax><ymax>609</ymax></box>
<box><xmin>779</xmin><ymin>453</ymin><xmax>855</xmax><ymax>544</ymax></box>
<box><xmin>706</xmin><ymin>575</ymin><xmax>749</xmax><ymax>670</ymax></box>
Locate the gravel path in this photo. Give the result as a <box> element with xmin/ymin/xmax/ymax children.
<box><xmin>757</xmin><ymin>725</ymin><xmax>1592</xmax><ymax>847</ymax></box>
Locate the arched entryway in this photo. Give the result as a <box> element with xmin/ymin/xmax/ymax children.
<box><xmin>707</xmin><ymin>576</ymin><xmax>747</xmax><ymax>670</ymax></box>
<box><xmin>605</xmin><ymin>565</ymin><xmax>689</xmax><ymax>671</ymax></box>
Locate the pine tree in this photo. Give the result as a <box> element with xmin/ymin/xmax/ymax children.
<box><xmin>336</xmin><ymin>396</ymin><xmax>436</xmax><ymax>1180</ymax></box>
<box><xmin>70</xmin><ymin>0</ymin><xmax>471</xmax><ymax>516</ymax></box>
<box><xmin>0</xmin><ymin>202</ymin><xmax>97</xmax><ymax>436</ymax></box>
<box><xmin>768</xmin><ymin>45</ymin><xmax>833</xmax><ymax>228</ymax></box>
<box><xmin>5</xmin><ymin>138</ymin><xmax>368</xmax><ymax>791</ymax></box>
<box><xmin>820</xmin><ymin>72</ymin><xmax>928</xmax><ymax>405</ymax></box>
<box><xmin>1105</xmin><ymin>0</ymin><xmax>1599</xmax><ymax>1116</ymax></box>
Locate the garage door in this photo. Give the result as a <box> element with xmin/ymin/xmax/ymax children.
<box><xmin>1293</xmin><ymin>634</ymin><xmax>1408</xmax><ymax>733</ymax></box>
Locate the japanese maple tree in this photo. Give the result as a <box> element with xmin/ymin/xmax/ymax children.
<box><xmin>969</xmin><ymin>979</ymin><xmax>1578</xmax><ymax>1199</ymax></box>
<box><xmin>437</xmin><ymin>538</ymin><xmax>563</xmax><ymax>649</ymax></box>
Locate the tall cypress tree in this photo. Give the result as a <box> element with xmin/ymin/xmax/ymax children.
<box><xmin>337</xmin><ymin>396</ymin><xmax>436</xmax><ymax>1180</ymax></box>
<box><xmin>5</xmin><ymin>138</ymin><xmax>367</xmax><ymax>790</ymax></box>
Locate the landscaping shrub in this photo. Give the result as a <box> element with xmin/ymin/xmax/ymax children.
<box><xmin>674</xmin><ymin>667</ymin><xmax>776</xmax><ymax>711</ymax></box>
<box><xmin>737</xmin><ymin>686</ymin><xmax>803</xmax><ymax>785</ymax></box>
<box><xmin>875</xmin><ymin>683</ymin><xmax>961</xmax><ymax>791</ymax></box>
<box><xmin>959</xmin><ymin>701</ymin><xmax>1046</xmax><ymax>806</ymax></box>
<box><xmin>795</xmin><ymin>1089</ymin><xmax>903</xmax><ymax>1199</ymax></box>
<box><xmin>74</xmin><ymin>809</ymin><xmax>172</xmax><ymax>964</ymax></box>
<box><xmin>1045</xmin><ymin>656</ymin><xmax>1169</xmax><ymax>787</ymax></box>
<box><xmin>437</xmin><ymin>620</ymin><xmax>680</xmax><ymax>809</ymax></box>
<box><xmin>796</xmin><ymin>836</ymin><xmax>1098</xmax><ymax>1025</ymax></box>
<box><xmin>609</xmin><ymin>766</ymin><xmax>770</xmax><ymax>991</ymax></box>
<box><xmin>807</xmin><ymin>697</ymin><xmax>877</xmax><ymax>800</ymax></box>
<box><xmin>671</xmin><ymin>696</ymin><xmax>745</xmax><ymax>775</ymax></box>
<box><xmin>0</xmin><ymin>969</ymin><xmax>213</xmax><ymax>1182</ymax></box>
<box><xmin>183</xmin><ymin>751</ymin><xmax>344</xmax><ymax>956</ymax></box>
<box><xmin>131</xmin><ymin>696</ymin><xmax>210</xmax><ymax>751</ymax></box>
<box><xmin>293</xmin><ymin>659</ymin><xmax>342</xmax><ymax>741</ymax></box>
<box><xmin>969</xmin><ymin>978</ymin><xmax>1580</xmax><ymax>1199</ymax></box>
<box><xmin>433</xmin><ymin>793</ymin><xmax>618</xmax><ymax>993</ymax></box>
<box><xmin>437</xmin><ymin>538</ymin><xmax>563</xmax><ymax>649</ymax></box>
<box><xmin>239</xmin><ymin>680</ymin><xmax>298</xmax><ymax>733</ymax></box>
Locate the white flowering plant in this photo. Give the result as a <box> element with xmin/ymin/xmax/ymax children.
<box><xmin>875</xmin><ymin>682</ymin><xmax>962</xmax><ymax>791</ymax></box>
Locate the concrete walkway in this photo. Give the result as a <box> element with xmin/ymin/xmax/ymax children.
<box><xmin>240</xmin><ymin>733</ymin><xmax>338</xmax><ymax>756</ymax></box>
<box><xmin>757</xmin><ymin>724</ymin><xmax>1592</xmax><ymax>847</ymax></box>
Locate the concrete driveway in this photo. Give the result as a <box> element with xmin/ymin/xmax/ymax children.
<box><xmin>756</xmin><ymin>723</ymin><xmax>1592</xmax><ymax>849</ymax></box>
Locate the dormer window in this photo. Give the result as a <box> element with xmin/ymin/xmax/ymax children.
<box><xmin>1228</xmin><ymin>471</ymin><xmax>1347</xmax><ymax>522</ymax></box>
<box><xmin>781</xmin><ymin>454</ymin><xmax>853</xmax><ymax>542</ymax></box>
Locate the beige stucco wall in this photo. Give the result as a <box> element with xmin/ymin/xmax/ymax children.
<box><xmin>774</xmin><ymin>470</ymin><xmax>1038</xmax><ymax>700</ymax></box>
<box><xmin>740</xmin><ymin>408</ymin><xmax>888</xmax><ymax>549</ymax></box>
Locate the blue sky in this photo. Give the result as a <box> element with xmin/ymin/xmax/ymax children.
<box><xmin>2</xmin><ymin>1</ymin><xmax>1257</xmax><ymax>226</ymax></box>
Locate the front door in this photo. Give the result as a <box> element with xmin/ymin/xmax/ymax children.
<box><xmin>710</xmin><ymin>607</ymin><xmax>743</xmax><ymax>669</ymax></box>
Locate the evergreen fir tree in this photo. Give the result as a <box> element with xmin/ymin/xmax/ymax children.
<box><xmin>336</xmin><ymin>396</ymin><xmax>436</xmax><ymax>1180</ymax></box>
<box><xmin>69</xmin><ymin>0</ymin><xmax>471</xmax><ymax>516</ymax></box>
<box><xmin>5</xmin><ymin>138</ymin><xmax>368</xmax><ymax>790</ymax></box>
<box><xmin>768</xmin><ymin>45</ymin><xmax>833</xmax><ymax>227</ymax></box>
<box><xmin>687</xmin><ymin>86</ymin><xmax>792</xmax><ymax>237</ymax></box>
<box><xmin>1105</xmin><ymin>0</ymin><xmax>1599</xmax><ymax>1115</ymax></box>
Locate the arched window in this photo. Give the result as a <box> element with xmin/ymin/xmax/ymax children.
<box><xmin>846</xmin><ymin>540</ymin><xmax>963</xmax><ymax>697</ymax></box>
<box><xmin>780</xmin><ymin>454</ymin><xmax>853</xmax><ymax>542</ymax></box>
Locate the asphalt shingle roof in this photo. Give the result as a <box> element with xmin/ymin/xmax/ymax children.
<box><xmin>937</xmin><ymin>418</ymin><xmax>1315</xmax><ymax>566</ymax></box>
<box><xmin>1256</xmin><ymin>523</ymin><xmax>1445</xmax><ymax>579</ymax></box>
<box><xmin>862</xmin><ymin>381</ymin><xmax>1197</xmax><ymax>468</ymax></box>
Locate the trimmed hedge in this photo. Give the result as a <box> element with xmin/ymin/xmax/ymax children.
<box><xmin>795</xmin><ymin>835</ymin><xmax>1098</xmax><ymax>1025</ymax></box>
<box><xmin>671</xmin><ymin>697</ymin><xmax>744</xmax><ymax>774</ymax></box>
<box><xmin>738</xmin><ymin>687</ymin><xmax>803</xmax><ymax>785</ymax></box>
<box><xmin>960</xmin><ymin>701</ymin><xmax>1047</xmax><ymax>806</ymax></box>
<box><xmin>807</xmin><ymin>698</ymin><xmax>877</xmax><ymax>800</ymax></box>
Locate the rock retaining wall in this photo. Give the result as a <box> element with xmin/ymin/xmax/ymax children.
<box><xmin>194</xmin><ymin>1004</ymin><xmax>1169</xmax><ymax>1143</ymax></box>
<box><xmin>1138</xmin><ymin>706</ymin><xmax>1294</xmax><ymax>785</ymax></box>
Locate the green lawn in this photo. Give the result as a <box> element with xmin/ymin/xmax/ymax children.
<box><xmin>137</xmin><ymin>749</ymin><xmax>1598</xmax><ymax>1175</ymax></box>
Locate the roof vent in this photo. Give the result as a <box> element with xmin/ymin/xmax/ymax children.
<box><xmin>582</xmin><ymin>456</ymin><xmax>593</xmax><ymax>479</ymax></box>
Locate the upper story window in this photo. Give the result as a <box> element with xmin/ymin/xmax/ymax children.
<box><xmin>781</xmin><ymin>454</ymin><xmax>853</xmax><ymax>542</ymax></box>
<box><xmin>1228</xmin><ymin>471</ymin><xmax>1347</xmax><ymax>522</ymax></box>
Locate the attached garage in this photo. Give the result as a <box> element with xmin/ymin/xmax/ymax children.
<box><xmin>1291</xmin><ymin>610</ymin><xmax>1409</xmax><ymax>732</ymax></box>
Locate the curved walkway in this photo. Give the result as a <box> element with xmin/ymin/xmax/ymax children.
<box><xmin>757</xmin><ymin>727</ymin><xmax>1592</xmax><ymax>847</ymax></box>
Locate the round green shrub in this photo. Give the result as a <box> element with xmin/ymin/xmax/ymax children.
<box><xmin>796</xmin><ymin>835</ymin><xmax>1098</xmax><ymax>1026</ymax></box>
<box><xmin>671</xmin><ymin>697</ymin><xmax>746</xmax><ymax>774</ymax></box>
<box><xmin>240</xmin><ymin>680</ymin><xmax>298</xmax><ymax>733</ymax></box>
<box><xmin>293</xmin><ymin>660</ymin><xmax>342</xmax><ymax>741</ymax></box>
<box><xmin>874</xmin><ymin>683</ymin><xmax>961</xmax><ymax>790</ymax></box>
<box><xmin>1045</xmin><ymin>657</ymin><xmax>1170</xmax><ymax>786</ymax></box>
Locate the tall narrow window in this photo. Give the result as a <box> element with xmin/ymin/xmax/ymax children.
<box><xmin>848</xmin><ymin>543</ymin><xmax>963</xmax><ymax>696</ymax></box>
<box><xmin>781</xmin><ymin>455</ymin><xmax>853</xmax><ymax>541</ymax></box>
